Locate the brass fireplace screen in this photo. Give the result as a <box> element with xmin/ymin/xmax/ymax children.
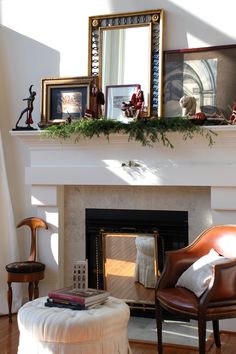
<box><xmin>101</xmin><ymin>229</ymin><xmax>160</xmax><ymax>311</ymax></box>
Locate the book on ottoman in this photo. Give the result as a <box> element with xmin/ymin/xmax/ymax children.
<box><xmin>45</xmin><ymin>298</ymin><xmax>86</xmax><ymax>310</ymax></box>
<box><xmin>48</xmin><ymin>287</ymin><xmax>110</xmax><ymax>306</ymax></box>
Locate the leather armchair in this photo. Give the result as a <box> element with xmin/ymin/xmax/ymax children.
<box><xmin>155</xmin><ymin>225</ymin><xmax>236</xmax><ymax>354</ymax></box>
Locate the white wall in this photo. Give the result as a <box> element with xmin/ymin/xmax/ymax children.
<box><xmin>0</xmin><ymin>0</ymin><xmax>235</xmax><ymax>330</ymax></box>
<box><xmin>0</xmin><ymin>0</ymin><xmax>235</xmax><ymax>248</ymax></box>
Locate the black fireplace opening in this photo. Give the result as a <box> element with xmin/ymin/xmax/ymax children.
<box><xmin>86</xmin><ymin>208</ymin><xmax>188</xmax><ymax>318</ymax></box>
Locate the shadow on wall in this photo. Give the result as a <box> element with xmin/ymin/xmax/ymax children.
<box><xmin>0</xmin><ymin>25</ymin><xmax>60</xmax><ymax>225</ymax></box>
<box><xmin>0</xmin><ymin>25</ymin><xmax>60</xmax><ymax>131</ymax></box>
<box><xmin>106</xmin><ymin>0</ymin><xmax>235</xmax><ymax>49</ymax></box>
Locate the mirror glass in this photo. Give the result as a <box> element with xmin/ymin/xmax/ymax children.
<box><xmin>101</xmin><ymin>26</ymin><xmax>151</xmax><ymax>117</ymax></box>
<box><xmin>88</xmin><ymin>10</ymin><xmax>164</xmax><ymax>118</ymax></box>
<box><xmin>102</xmin><ymin>232</ymin><xmax>158</xmax><ymax>311</ymax></box>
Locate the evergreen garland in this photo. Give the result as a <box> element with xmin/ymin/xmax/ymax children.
<box><xmin>41</xmin><ymin>118</ymin><xmax>216</xmax><ymax>148</ymax></box>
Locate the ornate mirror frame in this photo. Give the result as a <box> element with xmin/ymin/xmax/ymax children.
<box><xmin>88</xmin><ymin>9</ymin><xmax>164</xmax><ymax>117</ymax></box>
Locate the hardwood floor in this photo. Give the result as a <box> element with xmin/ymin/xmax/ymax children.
<box><xmin>0</xmin><ymin>315</ymin><xmax>19</xmax><ymax>354</ymax></box>
<box><xmin>1</xmin><ymin>314</ymin><xmax>236</xmax><ymax>354</ymax></box>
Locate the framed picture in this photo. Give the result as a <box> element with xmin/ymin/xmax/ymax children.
<box><xmin>105</xmin><ymin>84</ymin><xmax>139</xmax><ymax>121</ymax></box>
<box><xmin>163</xmin><ymin>44</ymin><xmax>236</xmax><ymax>118</ymax></box>
<box><xmin>40</xmin><ymin>76</ymin><xmax>98</xmax><ymax>126</ymax></box>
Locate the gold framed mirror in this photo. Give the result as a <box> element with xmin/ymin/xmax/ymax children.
<box><xmin>102</xmin><ymin>230</ymin><xmax>159</xmax><ymax>312</ymax></box>
<box><xmin>88</xmin><ymin>9</ymin><xmax>164</xmax><ymax>118</ymax></box>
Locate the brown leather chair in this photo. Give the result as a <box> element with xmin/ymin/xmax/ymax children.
<box><xmin>6</xmin><ymin>217</ymin><xmax>48</xmax><ymax>322</ymax></box>
<box><xmin>155</xmin><ymin>225</ymin><xmax>236</xmax><ymax>354</ymax></box>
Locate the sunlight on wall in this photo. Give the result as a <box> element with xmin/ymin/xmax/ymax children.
<box><xmin>102</xmin><ymin>159</ymin><xmax>163</xmax><ymax>185</ymax></box>
<box><xmin>0</xmin><ymin>0</ymin><xmax>102</xmax><ymax>76</ymax></box>
<box><xmin>31</xmin><ymin>196</ymin><xmax>43</xmax><ymax>205</ymax></box>
<box><xmin>45</xmin><ymin>211</ymin><xmax>59</xmax><ymax>264</ymax></box>
<box><xmin>186</xmin><ymin>33</ymin><xmax>210</xmax><ymax>48</ymax></box>
<box><xmin>50</xmin><ymin>233</ymin><xmax>59</xmax><ymax>264</ymax></box>
<box><xmin>1</xmin><ymin>0</ymin><xmax>235</xmax><ymax>76</ymax></box>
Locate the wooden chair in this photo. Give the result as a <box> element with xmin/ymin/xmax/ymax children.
<box><xmin>5</xmin><ymin>217</ymin><xmax>48</xmax><ymax>322</ymax></box>
<box><xmin>155</xmin><ymin>225</ymin><xmax>236</xmax><ymax>354</ymax></box>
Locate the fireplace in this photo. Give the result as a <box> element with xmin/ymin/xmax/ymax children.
<box><xmin>11</xmin><ymin>127</ymin><xmax>236</xmax><ymax>330</ymax></box>
<box><xmin>85</xmin><ymin>208</ymin><xmax>188</xmax><ymax>316</ymax></box>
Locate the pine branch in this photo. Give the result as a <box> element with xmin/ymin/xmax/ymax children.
<box><xmin>41</xmin><ymin>117</ymin><xmax>217</xmax><ymax>148</ymax></box>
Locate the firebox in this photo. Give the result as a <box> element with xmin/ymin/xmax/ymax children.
<box><xmin>86</xmin><ymin>208</ymin><xmax>188</xmax><ymax>317</ymax></box>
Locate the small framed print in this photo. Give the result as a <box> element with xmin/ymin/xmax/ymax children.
<box><xmin>105</xmin><ymin>84</ymin><xmax>139</xmax><ymax>121</ymax></box>
<box><xmin>40</xmin><ymin>76</ymin><xmax>98</xmax><ymax>127</ymax></box>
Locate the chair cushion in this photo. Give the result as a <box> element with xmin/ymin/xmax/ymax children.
<box><xmin>175</xmin><ymin>249</ymin><xmax>229</xmax><ymax>297</ymax></box>
<box><xmin>158</xmin><ymin>287</ymin><xmax>236</xmax><ymax>318</ymax></box>
<box><xmin>158</xmin><ymin>287</ymin><xmax>199</xmax><ymax>315</ymax></box>
<box><xmin>6</xmin><ymin>261</ymin><xmax>45</xmax><ymax>274</ymax></box>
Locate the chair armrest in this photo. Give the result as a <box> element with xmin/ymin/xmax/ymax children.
<box><xmin>156</xmin><ymin>248</ymin><xmax>199</xmax><ymax>290</ymax></box>
<box><xmin>200</xmin><ymin>259</ymin><xmax>236</xmax><ymax>307</ymax></box>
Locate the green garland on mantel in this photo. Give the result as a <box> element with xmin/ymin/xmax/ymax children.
<box><xmin>41</xmin><ymin>117</ymin><xmax>217</xmax><ymax>148</ymax></box>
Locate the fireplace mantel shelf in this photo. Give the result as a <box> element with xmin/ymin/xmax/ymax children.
<box><xmin>10</xmin><ymin>124</ymin><xmax>236</xmax><ymax>145</ymax></box>
<box><xmin>10</xmin><ymin>126</ymin><xmax>236</xmax><ymax>187</ymax></box>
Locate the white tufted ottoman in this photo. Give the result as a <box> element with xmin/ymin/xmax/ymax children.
<box><xmin>17</xmin><ymin>296</ymin><xmax>132</xmax><ymax>354</ymax></box>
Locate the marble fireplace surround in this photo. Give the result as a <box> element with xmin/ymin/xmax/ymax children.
<box><xmin>11</xmin><ymin>126</ymin><xmax>236</xmax><ymax>304</ymax></box>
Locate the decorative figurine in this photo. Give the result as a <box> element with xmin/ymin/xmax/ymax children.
<box><xmin>179</xmin><ymin>95</ymin><xmax>197</xmax><ymax>116</ymax></box>
<box><xmin>121</xmin><ymin>101</ymin><xmax>134</xmax><ymax>117</ymax></box>
<box><xmin>96</xmin><ymin>90</ymin><xmax>105</xmax><ymax>118</ymax></box>
<box><xmin>121</xmin><ymin>84</ymin><xmax>145</xmax><ymax>119</ymax></box>
<box><xmin>130</xmin><ymin>84</ymin><xmax>144</xmax><ymax>118</ymax></box>
<box><xmin>13</xmin><ymin>85</ymin><xmax>37</xmax><ymax>130</ymax></box>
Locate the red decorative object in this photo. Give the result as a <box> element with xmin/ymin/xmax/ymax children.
<box><xmin>229</xmin><ymin>102</ymin><xmax>236</xmax><ymax>124</ymax></box>
<box><xmin>191</xmin><ymin>112</ymin><xmax>207</xmax><ymax>120</ymax></box>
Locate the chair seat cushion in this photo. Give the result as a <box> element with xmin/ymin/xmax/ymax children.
<box><xmin>158</xmin><ymin>287</ymin><xmax>236</xmax><ymax>319</ymax></box>
<box><xmin>6</xmin><ymin>261</ymin><xmax>45</xmax><ymax>274</ymax></box>
<box><xmin>158</xmin><ymin>287</ymin><xmax>199</xmax><ymax>315</ymax></box>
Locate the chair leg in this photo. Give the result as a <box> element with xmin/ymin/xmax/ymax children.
<box><xmin>156</xmin><ymin>300</ymin><xmax>163</xmax><ymax>354</ymax></box>
<box><xmin>33</xmin><ymin>281</ymin><xmax>39</xmax><ymax>299</ymax></box>
<box><xmin>198</xmin><ymin>318</ymin><xmax>207</xmax><ymax>354</ymax></box>
<box><xmin>212</xmin><ymin>320</ymin><xmax>221</xmax><ymax>348</ymax></box>
<box><xmin>28</xmin><ymin>282</ymin><xmax>34</xmax><ymax>301</ymax></box>
<box><xmin>7</xmin><ymin>281</ymin><xmax>13</xmax><ymax>323</ymax></box>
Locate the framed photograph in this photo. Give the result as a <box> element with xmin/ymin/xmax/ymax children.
<box><xmin>105</xmin><ymin>84</ymin><xmax>139</xmax><ymax>121</ymax></box>
<box><xmin>40</xmin><ymin>76</ymin><xmax>98</xmax><ymax>126</ymax></box>
<box><xmin>163</xmin><ymin>44</ymin><xmax>236</xmax><ymax>118</ymax></box>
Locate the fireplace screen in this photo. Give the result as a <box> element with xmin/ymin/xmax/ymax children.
<box><xmin>102</xmin><ymin>231</ymin><xmax>159</xmax><ymax>309</ymax></box>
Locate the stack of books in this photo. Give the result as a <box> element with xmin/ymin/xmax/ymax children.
<box><xmin>45</xmin><ymin>287</ymin><xmax>110</xmax><ymax>310</ymax></box>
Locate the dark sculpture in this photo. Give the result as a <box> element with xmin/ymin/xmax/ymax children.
<box><xmin>13</xmin><ymin>85</ymin><xmax>37</xmax><ymax>130</ymax></box>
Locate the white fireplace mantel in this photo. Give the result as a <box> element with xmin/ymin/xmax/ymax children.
<box><xmin>10</xmin><ymin>125</ymin><xmax>236</xmax><ymax>187</ymax></box>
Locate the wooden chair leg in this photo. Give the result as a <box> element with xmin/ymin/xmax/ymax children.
<box><xmin>198</xmin><ymin>317</ymin><xmax>207</xmax><ymax>354</ymax></box>
<box><xmin>156</xmin><ymin>300</ymin><xmax>163</xmax><ymax>354</ymax></box>
<box><xmin>7</xmin><ymin>281</ymin><xmax>13</xmax><ymax>323</ymax></box>
<box><xmin>28</xmin><ymin>282</ymin><xmax>33</xmax><ymax>301</ymax></box>
<box><xmin>33</xmin><ymin>281</ymin><xmax>39</xmax><ymax>299</ymax></box>
<box><xmin>212</xmin><ymin>319</ymin><xmax>221</xmax><ymax>348</ymax></box>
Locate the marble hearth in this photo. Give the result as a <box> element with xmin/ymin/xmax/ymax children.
<box><xmin>11</xmin><ymin>126</ymin><xmax>236</xmax><ymax>328</ymax></box>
